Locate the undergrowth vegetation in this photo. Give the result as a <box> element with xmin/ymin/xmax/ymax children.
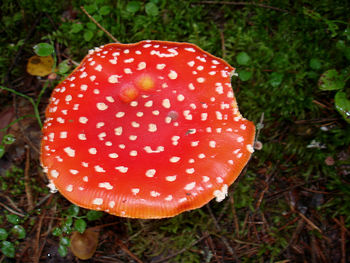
<box><xmin>0</xmin><ymin>0</ymin><xmax>349</xmax><ymax>262</ymax></box>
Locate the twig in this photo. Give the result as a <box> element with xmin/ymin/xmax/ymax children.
<box><xmin>80</xmin><ymin>6</ymin><xmax>120</xmax><ymax>43</ymax></box>
<box><xmin>0</xmin><ymin>193</ymin><xmax>24</xmax><ymax>214</ymax></box>
<box><xmin>194</xmin><ymin>1</ymin><xmax>289</xmax><ymax>13</ymax></box>
<box><xmin>33</xmin><ymin>210</ymin><xmax>46</xmax><ymax>263</ymax></box>
<box><xmin>115</xmin><ymin>239</ymin><xmax>143</xmax><ymax>263</ymax></box>
<box><xmin>152</xmin><ymin>233</ymin><xmax>209</xmax><ymax>263</ymax></box>
<box><xmin>0</xmin><ymin>202</ymin><xmax>26</xmax><ymax>217</ymax></box>
<box><xmin>24</xmin><ymin>145</ymin><xmax>34</xmax><ymax>211</ymax></box>
<box><xmin>297</xmin><ymin>211</ymin><xmax>322</xmax><ymax>233</ymax></box>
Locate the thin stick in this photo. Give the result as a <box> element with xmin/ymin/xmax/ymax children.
<box><xmin>80</xmin><ymin>6</ymin><xmax>120</xmax><ymax>43</ymax></box>
<box><xmin>24</xmin><ymin>145</ymin><xmax>34</xmax><ymax>211</ymax></box>
<box><xmin>195</xmin><ymin>1</ymin><xmax>289</xmax><ymax>13</ymax></box>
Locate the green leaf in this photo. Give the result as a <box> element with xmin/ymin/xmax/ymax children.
<box><xmin>2</xmin><ymin>134</ymin><xmax>15</xmax><ymax>145</ymax></box>
<box><xmin>58</xmin><ymin>244</ymin><xmax>67</xmax><ymax>257</ymax></box>
<box><xmin>0</xmin><ymin>228</ymin><xmax>8</xmax><ymax>241</ymax></box>
<box><xmin>269</xmin><ymin>72</ymin><xmax>284</xmax><ymax>87</ymax></box>
<box><xmin>86</xmin><ymin>210</ymin><xmax>103</xmax><ymax>221</ymax></box>
<box><xmin>100</xmin><ymin>5</ymin><xmax>111</xmax><ymax>16</ymax></box>
<box><xmin>86</xmin><ymin>22</ymin><xmax>97</xmax><ymax>31</ymax></box>
<box><xmin>236</xmin><ymin>52</ymin><xmax>250</xmax><ymax>66</ymax></box>
<box><xmin>0</xmin><ymin>146</ymin><xmax>5</xmax><ymax>159</ymax></box>
<box><xmin>1</xmin><ymin>241</ymin><xmax>15</xmax><ymax>258</ymax></box>
<box><xmin>71</xmin><ymin>23</ymin><xmax>83</xmax><ymax>33</ymax></box>
<box><xmin>74</xmin><ymin>219</ymin><xmax>87</xmax><ymax>234</ymax></box>
<box><xmin>84</xmin><ymin>30</ymin><xmax>94</xmax><ymax>42</ymax></box>
<box><xmin>33</xmin><ymin>43</ymin><xmax>54</xmax><ymax>57</ymax></box>
<box><xmin>67</xmin><ymin>205</ymin><xmax>80</xmax><ymax>217</ymax></box>
<box><xmin>318</xmin><ymin>69</ymin><xmax>345</xmax><ymax>90</ymax></box>
<box><xmin>309</xmin><ymin>58</ymin><xmax>321</xmax><ymax>70</ymax></box>
<box><xmin>58</xmin><ymin>60</ymin><xmax>71</xmax><ymax>74</ymax></box>
<box><xmin>335</xmin><ymin>91</ymin><xmax>350</xmax><ymax>124</ymax></box>
<box><xmin>60</xmin><ymin>236</ymin><xmax>70</xmax><ymax>247</ymax></box>
<box><xmin>145</xmin><ymin>2</ymin><xmax>159</xmax><ymax>16</ymax></box>
<box><xmin>127</xmin><ymin>1</ymin><xmax>141</xmax><ymax>13</ymax></box>
<box><xmin>6</xmin><ymin>214</ymin><xmax>20</xmax><ymax>225</ymax></box>
<box><xmin>11</xmin><ymin>225</ymin><xmax>26</xmax><ymax>239</ymax></box>
<box><xmin>52</xmin><ymin>227</ymin><xmax>62</xmax><ymax>237</ymax></box>
<box><xmin>238</xmin><ymin>70</ymin><xmax>253</xmax><ymax>81</ymax></box>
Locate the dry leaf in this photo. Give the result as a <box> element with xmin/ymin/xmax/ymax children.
<box><xmin>26</xmin><ymin>55</ymin><xmax>54</xmax><ymax>77</ymax></box>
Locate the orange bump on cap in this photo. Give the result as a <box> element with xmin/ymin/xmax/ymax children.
<box><xmin>135</xmin><ymin>74</ymin><xmax>155</xmax><ymax>91</ymax></box>
<box><xmin>119</xmin><ymin>84</ymin><xmax>139</xmax><ymax>103</ymax></box>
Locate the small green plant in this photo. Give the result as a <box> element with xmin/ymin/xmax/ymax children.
<box><xmin>0</xmin><ymin>214</ymin><xmax>26</xmax><ymax>258</ymax></box>
<box><xmin>51</xmin><ymin>205</ymin><xmax>103</xmax><ymax>257</ymax></box>
<box><xmin>0</xmin><ymin>134</ymin><xmax>15</xmax><ymax>159</ymax></box>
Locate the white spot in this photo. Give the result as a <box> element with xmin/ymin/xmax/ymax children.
<box><xmin>168</xmin><ymin>70</ymin><xmax>178</xmax><ymax>80</ymax></box>
<box><xmin>131</xmin><ymin>121</ymin><xmax>140</xmax><ymax>128</ymax></box>
<box><xmin>209</xmin><ymin>141</ymin><xmax>216</xmax><ymax>148</ymax></box>
<box><xmin>197</xmin><ymin>77</ymin><xmax>205</xmax><ymax>83</ymax></box>
<box><xmin>119</xmin><ymin>144</ymin><xmax>126</xmax><ymax>149</ymax></box>
<box><xmin>145</xmin><ymin>100</ymin><xmax>153</xmax><ymax>107</ymax></box>
<box><xmin>237</xmin><ymin>136</ymin><xmax>244</xmax><ymax>143</ymax></box>
<box><xmin>130</xmin><ymin>101</ymin><xmax>138</xmax><ymax>107</ymax></box>
<box><xmin>137</xmin><ymin>62</ymin><xmax>146</xmax><ymax>70</ymax></box>
<box><xmin>79</xmin><ymin>117</ymin><xmax>88</xmax><ymax>124</ymax></box>
<box><xmin>57</xmin><ymin>117</ymin><xmax>64</xmax><ymax>123</ymax></box>
<box><xmin>191</xmin><ymin>141</ymin><xmax>199</xmax><ymax>147</ymax></box>
<box><xmin>83</xmin><ymin>176</ymin><xmax>89</xmax><ymax>182</ymax></box>
<box><xmin>69</xmin><ymin>169</ymin><xmax>79</xmax><ymax>175</ymax></box>
<box><xmin>124</xmin><ymin>58</ymin><xmax>134</xmax><ymax>63</ymax></box>
<box><xmin>179</xmin><ymin>198</ymin><xmax>187</xmax><ymax>203</ymax></box>
<box><xmin>148</xmin><ymin>123</ymin><xmax>157</xmax><ymax>132</ymax></box>
<box><xmin>109</xmin><ymin>153</ymin><xmax>119</xmax><ymax>158</ymax></box>
<box><xmin>95</xmin><ymin>64</ymin><xmax>102</xmax><ymax>71</ymax></box>
<box><xmin>184</xmin><ymin>182</ymin><xmax>196</xmax><ymax>191</ymax></box>
<box><xmin>215</xmin><ymin>86</ymin><xmax>224</xmax><ymax>94</ymax></box>
<box><xmin>216</xmin><ymin>177</ymin><xmax>224</xmax><ymax>183</ymax></box>
<box><xmin>109</xmin><ymin>201</ymin><xmax>115</xmax><ymax>208</ymax></box>
<box><xmin>166</xmin><ymin>175</ymin><xmax>177</xmax><ymax>182</ymax></box>
<box><xmin>124</xmin><ymin>49</ymin><xmax>130</xmax><ymax>54</ymax></box>
<box><xmin>201</xmin><ymin>113</ymin><xmax>208</xmax><ymax>121</ymax></box>
<box><xmin>145</xmin><ymin>169</ymin><xmax>156</xmax><ymax>177</ymax></box>
<box><xmin>66</xmin><ymin>185</ymin><xmax>73</xmax><ymax>192</ymax></box>
<box><xmin>136</xmin><ymin>112</ymin><xmax>144</xmax><ymax>117</ymax></box>
<box><xmin>80</xmin><ymin>72</ymin><xmax>88</xmax><ymax>78</ymax></box>
<box><xmin>80</xmin><ymin>84</ymin><xmax>88</xmax><ymax>91</ymax></box>
<box><xmin>82</xmin><ymin>162</ymin><xmax>89</xmax><ymax>168</ymax></box>
<box><xmin>162</xmin><ymin>98</ymin><xmax>171</xmax><ymax>109</ymax></box>
<box><xmin>98</xmin><ymin>132</ymin><xmax>106</xmax><ymax>140</ymax></box>
<box><xmin>97</xmin><ymin>102</ymin><xmax>108</xmax><ymax>111</ymax></box>
<box><xmin>185</xmin><ymin>47</ymin><xmax>196</xmax><ymax>52</ymax></box>
<box><xmin>202</xmin><ymin>176</ymin><xmax>210</xmax><ymax>182</ymax></box>
<box><xmin>130</xmin><ymin>150</ymin><xmax>138</xmax><ymax>156</ymax></box>
<box><xmin>156</xmin><ymin>64</ymin><xmax>166</xmax><ymax>70</ymax></box>
<box><xmin>152</xmin><ymin>110</ymin><xmax>159</xmax><ymax>115</ymax></box>
<box><xmin>97</xmin><ymin>122</ymin><xmax>105</xmax><ymax>128</ymax></box>
<box><xmin>108</xmin><ymin>75</ymin><xmax>121</xmax><ymax>83</ymax></box>
<box><xmin>115</xmin><ymin>112</ymin><xmax>125</xmax><ymax>118</ymax></box>
<box><xmin>89</xmin><ymin>148</ymin><xmax>97</xmax><ymax>154</ymax></box>
<box><xmin>183</xmin><ymin>110</ymin><xmax>192</xmax><ymax>120</ymax></box>
<box><xmin>60</xmin><ymin>131</ymin><xmax>67</xmax><ymax>139</ymax></box>
<box><xmin>78</xmin><ymin>134</ymin><xmax>86</xmax><ymax>140</ymax></box>
<box><xmin>124</xmin><ymin>68</ymin><xmax>132</xmax><ymax>74</ymax></box>
<box><xmin>150</xmin><ymin>191</ymin><xmax>160</xmax><ymax>197</ymax></box>
<box><xmin>240</xmin><ymin>124</ymin><xmax>247</xmax><ymax>130</ymax></box>
<box><xmin>65</xmin><ymin>95</ymin><xmax>72</xmax><ymax>102</ymax></box>
<box><xmin>165</xmin><ymin>195</ymin><xmax>173</xmax><ymax>201</ymax></box>
<box><xmin>114</xmin><ymin>127</ymin><xmax>123</xmax><ymax>136</ymax></box>
<box><xmin>186</xmin><ymin>168</ymin><xmax>195</xmax><ymax>174</ymax></box>
<box><xmin>214</xmin><ymin>184</ymin><xmax>228</xmax><ymax>202</ymax></box>
<box><xmin>177</xmin><ymin>94</ymin><xmax>185</xmax><ymax>101</ymax></box>
<box><xmin>188</xmin><ymin>83</ymin><xmax>195</xmax><ymax>90</ymax></box>
<box><xmin>94</xmin><ymin>165</ymin><xmax>106</xmax><ymax>173</ymax></box>
<box><xmin>50</xmin><ymin>170</ymin><xmax>59</xmax><ymax>178</ymax></box>
<box><xmin>129</xmin><ymin>135</ymin><xmax>137</xmax><ymax>141</ymax></box>
<box><xmin>170</xmin><ymin>156</ymin><xmax>180</xmax><ymax>163</ymax></box>
<box><xmin>98</xmin><ymin>182</ymin><xmax>113</xmax><ymax>190</ymax></box>
<box><xmin>197</xmin><ymin>65</ymin><xmax>204</xmax><ymax>71</ymax></box>
<box><xmin>64</xmin><ymin>147</ymin><xmax>75</xmax><ymax>157</ymax></box>
<box><xmin>93</xmin><ymin>198</ymin><xmax>103</xmax><ymax>205</ymax></box>
<box><xmin>187</xmin><ymin>61</ymin><xmax>195</xmax><ymax>67</ymax></box>
<box><xmin>198</xmin><ymin>153</ymin><xmax>206</xmax><ymax>159</ymax></box>
<box><xmin>131</xmin><ymin>188</ymin><xmax>140</xmax><ymax>195</ymax></box>
<box><xmin>109</xmin><ymin>58</ymin><xmax>117</xmax><ymax>64</ymax></box>
<box><xmin>247</xmin><ymin>144</ymin><xmax>254</xmax><ymax>153</ymax></box>
<box><xmin>115</xmin><ymin>166</ymin><xmax>128</xmax><ymax>173</ymax></box>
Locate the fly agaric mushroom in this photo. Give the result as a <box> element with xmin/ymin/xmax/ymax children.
<box><xmin>40</xmin><ymin>40</ymin><xmax>255</xmax><ymax>219</ymax></box>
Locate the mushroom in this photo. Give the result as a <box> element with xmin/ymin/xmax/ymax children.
<box><xmin>40</xmin><ymin>40</ymin><xmax>255</xmax><ymax>219</ymax></box>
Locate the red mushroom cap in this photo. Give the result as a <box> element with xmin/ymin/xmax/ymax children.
<box><xmin>40</xmin><ymin>40</ymin><xmax>255</xmax><ymax>219</ymax></box>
